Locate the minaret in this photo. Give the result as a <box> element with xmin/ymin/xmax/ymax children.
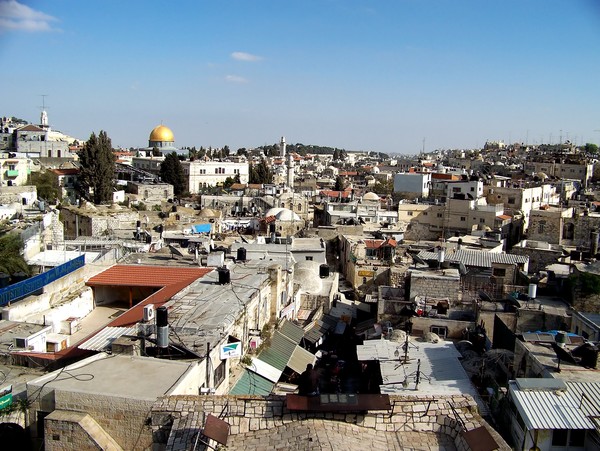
<box><xmin>40</xmin><ymin>95</ymin><xmax>50</xmax><ymax>131</ymax></box>
<box><xmin>287</xmin><ymin>153</ymin><xmax>294</xmax><ymax>189</ymax></box>
<box><xmin>280</xmin><ymin>136</ymin><xmax>286</xmax><ymax>158</ymax></box>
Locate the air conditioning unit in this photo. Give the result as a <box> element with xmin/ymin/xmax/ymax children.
<box><xmin>143</xmin><ymin>304</ymin><xmax>155</xmax><ymax>322</ymax></box>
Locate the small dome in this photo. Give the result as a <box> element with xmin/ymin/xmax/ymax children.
<box><xmin>293</xmin><ymin>261</ymin><xmax>323</xmax><ymax>294</ymax></box>
<box><xmin>363</xmin><ymin>192</ymin><xmax>380</xmax><ymax>201</ymax></box>
<box><xmin>149</xmin><ymin>125</ymin><xmax>174</xmax><ymax>142</ymax></box>
<box><xmin>265</xmin><ymin>207</ymin><xmax>300</xmax><ymax>221</ymax></box>
<box><xmin>197</xmin><ymin>208</ymin><xmax>220</xmax><ymax>218</ymax></box>
<box><xmin>371</xmin><ymin>166</ymin><xmax>380</xmax><ymax>174</ymax></box>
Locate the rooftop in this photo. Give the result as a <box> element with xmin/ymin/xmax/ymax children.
<box><xmin>28</xmin><ymin>353</ymin><xmax>196</xmax><ymax>401</ymax></box>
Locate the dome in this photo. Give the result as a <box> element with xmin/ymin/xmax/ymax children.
<box><xmin>371</xmin><ymin>166</ymin><xmax>380</xmax><ymax>174</ymax></box>
<box><xmin>293</xmin><ymin>261</ymin><xmax>323</xmax><ymax>294</ymax></box>
<box><xmin>149</xmin><ymin>125</ymin><xmax>174</xmax><ymax>142</ymax></box>
<box><xmin>363</xmin><ymin>192</ymin><xmax>380</xmax><ymax>201</ymax></box>
<box><xmin>265</xmin><ymin>207</ymin><xmax>301</xmax><ymax>222</ymax></box>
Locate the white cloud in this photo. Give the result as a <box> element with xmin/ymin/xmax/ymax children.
<box><xmin>225</xmin><ymin>75</ymin><xmax>248</xmax><ymax>84</ymax></box>
<box><xmin>231</xmin><ymin>51</ymin><xmax>263</xmax><ymax>62</ymax></box>
<box><xmin>0</xmin><ymin>0</ymin><xmax>59</xmax><ymax>32</ymax></box>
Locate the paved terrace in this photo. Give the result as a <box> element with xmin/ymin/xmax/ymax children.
<box><xmin>152</xmin><ymin>394</ymin><xmax>510</xmax><ymax>451</ymax></box>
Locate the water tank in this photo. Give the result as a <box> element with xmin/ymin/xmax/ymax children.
<box><xmin>528</xmin><ymin>283</ymin><xmax>537</xmax><ymax>299</ymax></box>
<box><xmin>555</xmin><ymin>331</ymin><xmax>567</xmax><ymax>348</ymax></box>
<box><xmin>319</xmin><ymin>264</ymin><xmax>330</xmax><ymax>278</ymax></box>
<box><xmin>218</xmin><ymin>267</ymin><xmax>231</xmax><ymax>285</ymax></box>
<box><xmin>156</xmin><ymin>306</ymin><xmax>169</xmax><ymax>348</ymax></box>
<box><xmin>237</xmin><ymin>247</ymin><xmax>247</xmax><ymax>262</ymax></box>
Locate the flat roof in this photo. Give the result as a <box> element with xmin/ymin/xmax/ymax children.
<box><xmin>28</xmin><ymin>353</ymin><xmax>195</xmax><ymax>401</ymax></box>
<box><xmin>87</xmin><ymin>265</ymin><xmax>210</xmax><ymax>287</ymax></box>
<box><xmin>165</xmin><ymin>262</ymin><xmax>272</xmax><ymax>355</ymax></box>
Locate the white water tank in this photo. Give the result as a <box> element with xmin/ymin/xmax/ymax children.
<box><xmin>528</xmin><ymin>284</ymin><xmax>537</xmax><ymax>299</ymax></box>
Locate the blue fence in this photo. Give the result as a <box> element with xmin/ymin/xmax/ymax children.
<box><xmin>0</xmin><ymin>255</ymin><xmax>85</xmax><ymax>307</ymax></box>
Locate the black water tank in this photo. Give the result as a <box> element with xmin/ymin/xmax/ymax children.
<box><xmin>156</xmin><ymin>306</ymin><xmax>168</xmax><ymax>327</ymax></box>
<box><xmin>237</xmin><ymin>247</ymin><xmax>247</xmax><ymax>261</ymax></box>
<box><xmin>218</xmin><ymin>267</ymin><xmax>231</xmax><ymax>285</ymax></box>
<box><xmin>319</xmin><ymin>264</ymin><xmax>330</xmax><ymax>278</ymax></box>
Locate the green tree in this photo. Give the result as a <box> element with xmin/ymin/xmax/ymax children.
<box><xmin>160</xmin><ymin>152</ymin><xmax>186</xmax><ymax>195</ymax></box>
<box><xmin>584</xmin><ymin>143</ymin><xmax>599</xmax><ymax>154</ymax></box>
<box><xmin>28</xmin><ymin>170</ymin><xmax>59</xmax><ymax>202</ymax></box>
<box><xmin>249</xmin><ymin>161</ymin><xmax>273</xmax><ymax>184</ymax></box>
<box><xmin>334</xmin><ymin>176</ymin><xmax>345</xmax><ymax>191</ymax></box>
<box><xmin>0</xmin><ymin>234</ymin><xmax>30</xmax><ymax>277</ymax></box>
<box><xmin>372</xmin><ymin>179</ymin><xmax>393</xmax><ymax>195</ymax></box>
<box><xmin>77</xmin><ymin>131</ymin><xmax>116</xmax><ymax>204</ymax></box>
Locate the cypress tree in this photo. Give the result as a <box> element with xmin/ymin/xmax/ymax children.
<box><xmin>160</xmin><ymin>152</ymin><xmax>186</xmax><ymax>195</ymax></box>
<box><xmin>77</xmin><ymin>131</ymin><xmax>116</xmax><ymax>204</ymax></box>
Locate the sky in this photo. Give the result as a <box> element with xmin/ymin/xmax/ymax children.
<box><xmin>0</xmin><ymin>0</ymin><xmax>599</xmax><ymax>155</ymax></box>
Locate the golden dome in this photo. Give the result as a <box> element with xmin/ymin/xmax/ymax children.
<box><xmin>149</xmin><ymin>125</ymin><xmax>174</xmax><ymax>142</ymax></box>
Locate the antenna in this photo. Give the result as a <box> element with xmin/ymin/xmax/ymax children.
<box><xmin>40</xmin><ymin>94</ymin><xmax>48</xmax><ymax>111</ymax></box>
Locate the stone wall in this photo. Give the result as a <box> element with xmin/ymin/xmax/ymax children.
<box><xmin>31</xmin><ymin>390</ymin><xmax>154</xmax><ymax>451</ymax></box>
<box><xmin>151</xmin><ymin>394</ymin><xmax>510</xmax><ymax>450</ymax></box>
<box><xmin>409</xmin><ymin>270</ymin><xmax>461</xmax><ymax>303</ymax></box>
<box><xmin>510</xmin><ymin>245</ymin><xmax>562</xmax><ymax>274</ymax></box>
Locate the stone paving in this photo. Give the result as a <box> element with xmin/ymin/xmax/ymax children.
<box><xmin>224</xmin><ymin>419</ymin><xmax>457</xmax><ymax>451</ymax></box>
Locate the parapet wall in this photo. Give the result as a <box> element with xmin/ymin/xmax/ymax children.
<box><xmin>152</xmin><ymin>394</ymin><xmax>510</xmax><ymax>450</ymax></box>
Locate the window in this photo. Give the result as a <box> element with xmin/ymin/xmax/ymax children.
<box><xmin>480</xmin><ymin>218</ymin><xmax>485</xmax><ymax>223</ymax></box>
<box><xmin>470</xmin><ymin>187</ymin><xmax>475</xmax><ymax>192</ymax></box>
<box><xmin>214</xmin><ymin>360</ymin><xmax>226</xmax><ymax>387</ymax></box>
<box><xmin>538</xmin><ymin>221</ymin><xmax>546</xmax><ymax>234</ymax></box>
<box><xmin>569</xmin><ymin>429</ymin><xmax>585</xmax><ymax>447</ymax></box>
<box><xmin>423</xmin><ymin>212</ymin><xmax>428</xmax><ymax>216</ymax></box>
<box><xmin>430</xmin><ymin>326</ymin><xmax>447</xmax><ymax>338</ymax></box>
<box><xmin>305</xmin><ymin>256</ymin><xmax>313</xmax><ymax>261</ymax></box>
<box><xmin>552</xmin><ymin>429</ymin><xmax>568</xmax><ymax>447</ymax></box>
<box><xmin>508</xmin><ymin>197</ymin><xmax>515</xmax><ymax>204</ymax></box>
<box><xmin>460</xmin><ymin>216</ymin><xmax>466</xmax><ymax>221</ymax></box>
<box><xmin>493</xmin><ymin>268</ymin><xmax>506</xmax><ymax>277</ymax></box>
<box><xmin>437</xmin><ymin>213</ymin><xmax>443</xmax><ymax>218</ymax></box>
<box><xmin>407</xmin><ymin>211</ymin><xmax>413</xmax><ymax>216</ymax></box>
<box><xmin>452</xmin><ymin>187</ymin><xmax>461</xmax><ymax>193</ymax></box>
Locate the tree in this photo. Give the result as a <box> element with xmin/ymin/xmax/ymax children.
<box><xmin>28</xmin><ymin>170</ymin><xmax>59</xmax><ymax>202</ymax></box>
<box><xmin>249</xmin><ymin>161</ymin><xmax>273</xmax><ymax>184</ymax></box>
<box><xmin>0</xmin><ymin>234</ymin><xmax>30</xmax><ymax>277</ymax></box>
<box><xmin>584</xmin><ymin>143</ymin><xmax>599</xmax><ymax>154</ymax></box>
<box><xmin>334</xmin><ymin>176</ymin><xmax>345</xmax><ymax>191</ymax></box>
<box><xmin>160</xmin><ymin>152</ymin><xmax>186</xmax><ymax>195</ymax></box>
<box><xmin>77</xmin><ymin>131</ymin><xmax>116</xmax><ymax>204</ymax></box>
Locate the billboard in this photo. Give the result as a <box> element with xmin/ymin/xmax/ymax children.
<box><xmin>220</xmin><ymin>342</ymin><xmax>242</xmax><ymax>359</ymax></box>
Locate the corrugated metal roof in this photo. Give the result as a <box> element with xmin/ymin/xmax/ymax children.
<box><xmin>279</xmin><ymin>320</ymin><xmax>304</xmax><ymax>344</ymax></box>
<box><xmin>78</xmin><ymin>326</ymin><xmax>137</xmax><ymax>351</ymax></box>
<box><xmin>246</xmin><ymin>357</ymin><xmax>282</xmax><ymax>383</ymax></box>
<box><xmin>257</xmin><ymin>330</ymin><xmax>296</xmax><ymax>371</ymax></box>
<box><xmin>509</xmin><ymin>380</ymin><xmax>600</xmax><ymax>430</ymax></box>
<box><xmin>288</xmin><ymin>346</ymin><xmax>316</xmax><ymax>375</ymax></box>
<box><xmin>229</xmin><ymin>370</ymin><xmax>274</xmax><ymax>396</ymax></box>
<box><xmin>418</xmin><ymin>249</ymin><xmax>528</xmax><ymax>268</ymax></box>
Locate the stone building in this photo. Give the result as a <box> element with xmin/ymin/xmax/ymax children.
<box><xmin>527</xmin><ymin>206</ymin><xmax>574</xmax><ymax>245</ymax></box>
<box><xmin>126</xmin><ymin>181</ymin><xmax>174</xmax><ymax>206</ymax></box>
<box><xmin>60</xmin><ymin>203</ymin><xmax>139</xmax><ymax>239</ymax></box>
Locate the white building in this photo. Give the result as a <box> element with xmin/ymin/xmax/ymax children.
<box><xmin>183</xmin><ymin>160</ymin><xmax>249</xmax><ymax>192</ymax></box>
<box><xmin>393</xmin><ymin>172</ymin><xmax>431</xmax><ymax>197</ymax></box>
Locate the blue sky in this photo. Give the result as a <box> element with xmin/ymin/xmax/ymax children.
<box><xmin>1</xmin><ymin>0</ymin><xmax>599</xmax><ymax>154</ymax></box>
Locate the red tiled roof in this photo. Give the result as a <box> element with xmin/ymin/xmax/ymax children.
<box><xmin>18</xmin><ymin>124</ymin><xmax>44</xmax><ymax>132</ymax></box>
<box><xmin>320</xmin><ymin>190</ymin><xmax>351</xmax><ymax>198</ymax></box>
<box><xmin>50</xmin><ymin>168</ymin><xmax>79</xmax><ymax>175</ymax></box>
<box><xmin>87</xmin><ymin>265</ymin><xmax>211</xmax><ymax>287</ymax></box>
<box><xmin>229</xmin><ymin>183</ymin><xmax>247</xmax><ymax>190</ymax></box>
<box><xmin>264</xmin><ymin>215</ymin><xmax>277</xmax><ymax>224</ymax></box>
<box><xmin>497</xmin><ymin>214</ymin><xmax>511</xmax><ymax>220</ymax></box>
<box><xmin>364</xmin><ymin>239</ymin><xmax>385</xmax><ymax>249</ymax></box>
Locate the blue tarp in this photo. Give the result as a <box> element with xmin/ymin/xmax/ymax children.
<box><xmin>192</xmin><ymin>224</ymin><xmax>211</xmax><ymax>233</ymax></box>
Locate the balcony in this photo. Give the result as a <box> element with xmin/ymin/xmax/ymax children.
<box><xmin>4</xmin><ymin>169</ymin><xmax>18</xmax><ymax>178</ymax></box>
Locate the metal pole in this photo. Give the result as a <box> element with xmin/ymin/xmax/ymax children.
<box><xmin>415</xmin><ymin>359</ymin><xmax>421</xmax><ymax>390</ymax></box>
<box><xmin>205</xmin><ymin>342</ymin><xmax>211</xmax><ymax>389</ymax></box>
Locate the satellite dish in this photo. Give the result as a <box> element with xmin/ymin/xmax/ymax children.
<box><xmin>478</xmin><ymin>290</ymin><xmax>493</xmax><ymax>303</ymax></box>
<box><xmin>412</xmin><ymin>254</ymin><xmax>426</xmax><ymax>267</ymax></box>
<box><xmin>168</xmin><ymin>245</ymin><xmax>185</xmax><ymax>258</ymax></box>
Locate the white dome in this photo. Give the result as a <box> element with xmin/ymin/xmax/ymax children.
<box><xmin>363</xmin><ymin>192</ymin><xmax>380</xmax><ymax>201</ymax></box>
<box><xmin>265</xmin><ymin>207</ymin><xmax>301</xmax><ymax>221</ymax></box>
<box><xmin>371</xmin><ymin>166</ymin><xmax>380</xmax><ymax>174</ymax></box>
<box><xmin>293</xmin><ymin>261</ymin><xmax>323</xmax><ymax>294</ymax></box>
